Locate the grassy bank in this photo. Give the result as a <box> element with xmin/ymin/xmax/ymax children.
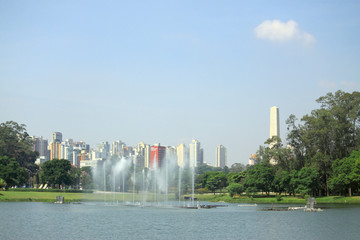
<box><xmin>0</xmin><ymin>190</ymin><xmax>177</xmax><ymax>203</ymax></box>
<box><xmin>1</xmin><ymin>190</ymin><xmax>360</xmax><ymax>204</ymax></box>
<box><xmin>195</xmin><ymin>193</ymin><xmax>360</xmax><ymax>204</ymax></box>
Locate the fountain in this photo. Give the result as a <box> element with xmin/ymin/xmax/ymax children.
<box><xmin>92</xmin><ymin>155</ymin><xmax>197</xmax><ymax>209</ymax></box>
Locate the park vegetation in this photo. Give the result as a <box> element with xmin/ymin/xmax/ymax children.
<box><xmin>0</xmin><ymin>90</ymin><xmax>360</xmax><ymax>202</ymax></box>
<box><xmin>196</xmin><ymin>90</ymin><xmax>360</xmax><ymax>198</ymax></box>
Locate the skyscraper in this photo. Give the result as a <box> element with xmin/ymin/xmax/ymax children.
<box><xmin>150</xmin><ymin>144</ymin><xmax>166</xmax><ymax>169</ymax></box>
<box><xmin>189</xmin><ymin>139</ymin><xmax>201</xmax><ymax>167</ymax></box>
<box><xmin>50</xmin><ymin>132</ymin><xmax>62</xmax><ymax>160</ymax></box>
<box><xmin>51</xmin><ymin>132</ymin><xmax>62</xmax><ymax>143</ymax></box>
<box><xmin>32</xmin><ymin>136</ymin><xmax>49</xmax><ymax>160</ymax></box>
<box><xmin>177</xmin><ymin>144</ymin><xmax>189</xmax><ymax>167</ymax></box>
<box><xmin>216</xmin><ymin>145</ymin><xmax>227</xmax><ymax>168</ymax></box>
<box><xmin>270</xmin><ymin>106</ymin><xmax>280</xmax><ymax>139</ymax></box>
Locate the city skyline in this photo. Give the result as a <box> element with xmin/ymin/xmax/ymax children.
<box><xmin>1</xmin><ymin>1</ymin><xmax>359</xmax><ymax>166</ymax></box>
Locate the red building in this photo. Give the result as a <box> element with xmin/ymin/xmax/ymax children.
<box><xmin>150</xmin><ymin>145</ymin><xmax>166</xmax><ymax>169</ymax></box>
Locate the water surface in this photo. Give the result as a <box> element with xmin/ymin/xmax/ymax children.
<box><xmin>0</xmin><ymin>202</ymin><xmax>359</xmax><ymax>240</ymax></box>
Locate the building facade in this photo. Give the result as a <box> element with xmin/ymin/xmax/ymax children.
<box><xmin>150</xmin><ymin>144</ymin><xmax>166</xmax><ymax>169</ymax></box>
<box><xmin>216</xmin><ymin>145</ymin><xmax>227</xmax><ymax>168</ymax></box>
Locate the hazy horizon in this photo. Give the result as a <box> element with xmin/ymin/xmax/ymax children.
<box><xmin>1</xmin><ymin>1</ymin><xmax>359</xmax><ymax>166</ymax></box>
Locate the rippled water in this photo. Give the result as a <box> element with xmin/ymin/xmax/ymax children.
<box><xmin>0</xmin><ymin>202</ymin><xmax>359</xmax><ymax>240</ymax></box>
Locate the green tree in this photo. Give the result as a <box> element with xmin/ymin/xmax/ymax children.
<box><xmin>244</xmin><ymin>162</ymin><xmax>274</xmax><ymax>196</ymax></box>
<box><xmin>204</xmin><ymin>172</ymin><xmax>227</xmax><ymax>195</ymax></box>
<box><xmin>80</xmin><ymin>166</ymin><xmax>93</xmax><ymax>189</ymax></box>
<box><xmin>227</xmin><ymin>182</ymin><xmax>244</xmax><ymax>197</ymax></box>
<box><xmin>272</xmin><ymin>170</ymin><xmax>291</xmax><ymax>195</ymax></box>
<box><xmin>0</xmin><ymin>121</ymin><xmax>38</xmax><ymax>172</ymax></box>
<box><xmin>70</xmin><ymin>166</ymin><xmax>81</xmax><ymax>189</ymax></box>
<box><xmin>0</xmin><ymin>178</ymin><xmax>6</xmax><ymax>189</ymax></box>
<box><xmin>0</xmin><ymin>156</ymin><xmax>28</xmax><ymax>189</ymax></box>
<box><xmin>285</xmin><ymin>90</ymin><xmax>360</xmax><ymax>197</ymax></box>
<box><xmin>329</xmin><ymin>149</ymin><xmax>360</xmax><ymax>196</ymax></box>
<box><xmin>296</xmin><ymin>167</ymin><xmax>319</xmax><ymax>196</ymax></box>
<box><xmin>227</xmin><ymin>171</ymin><xmax>246</xmax><ymax>184</ymax></box>
<box><xmin>39</xmin><ymin>159</ymin><xmax>73</xmax><ymax>188</ymax></box>
<box><xmin>229</xmin><ymin>163</ymin><xmax>246</xmax><ymax>173</ymax></box>
<box><xmin>286</xmin><ymin>91</ymin><xmax>360</xmax><ymax>196</ymax></box>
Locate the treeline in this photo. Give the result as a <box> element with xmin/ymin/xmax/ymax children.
<box><xmin>0</xmin><ymin>121</ymin><xmax>93</xmax><ymax>190</ymax></box>
<box><xmin>198</xmin><ymin>90</ymin><xmax>360</xmax><ymax>197</ymax></box>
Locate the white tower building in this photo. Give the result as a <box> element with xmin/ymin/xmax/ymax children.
<box><xmin>270</xmin><ymin>106</ymin><xmax>280</xmax><ymax>139</ymax></box>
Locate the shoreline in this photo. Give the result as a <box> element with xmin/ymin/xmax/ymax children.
<box><xmin>1</xmin><ymin>191</ymin><xmax>360</xmax><ymax>204</ymax></box>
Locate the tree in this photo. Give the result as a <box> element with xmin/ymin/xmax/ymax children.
<box><xmin>0</xmin><ymin>156</ymin><xmax>28</xmax><ymax>189</ymax></box>
<box><xmin>0</xmin><ymin>121</ymin><xmax>38</xmax><ymax>182</ymax></box>
<box><xmin>227</xmin><ymin>182</ymin><xmax>244</xmax><ymax>197</ymax></box>
<box><xmin>227</xmin><ymin>171</ymin><xmax>246</xmax><ymax>184</ymax></box>
<box><xmin>296</xmin><ymin>167</ymin><xmax>319</xmax><ymax>196</ymax></box>
<box><xmin>286</xmin><ymin>91</ymin><xmax>360</xmax><ymax>196</ymax></box>
<box><xmin>229</xmin><ymin>163</ymin><xmax>246</xmax><ymax>173</ymax></box>
<box><xmin>80</xmin><ymin>166</ymin><xmax>93</xmax><ymax>189</ymax></box>
<box><xmin>244</xmin><ymin>162</ymin><xmax>274</xmax><ymax>196</ymax></box>
<box><xmin>203</xmin><ymin>172</ymin><xmax>227</xmax><ymax>195</ymax></box>
<box><xmin>39</xmin><ymin>159</ymin><xmax>73</xmax><ymax>188</ymax></box>
<box><xmin>272</xmin><ymin>170</ymin><xmax>291</xmax><ymax>195</ymax></box>
<box><xmin>0</xmin><ymin>178</ymin><xmax>6</xmax><ymax>190</ymax></box>
<box><xmin>329</xmin><ymin>149</ymin><xmax>360</xmax><ymax>196</ymax></box>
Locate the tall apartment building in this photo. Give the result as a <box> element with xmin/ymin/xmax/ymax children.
<box><xmin>150</xmin><ymin>144</ymin><xmax>166</xmax><ymax>169</ymax></box>
<box><xmin>136</xmin><ymin>142</ymin><xmax>151</xmax><ymax>168</ymax></box>
<box><xmin>216</xmin><ymin>145</ymin><xmax>227</xmax><ymax>168</ymax></box>
<box><xmin>111</xmin><ymin>140</ymin><xmax>126</xmax><ymax>157</ymax></box>
<box><xmin>60</xmin><ymin>139</ymin><xmax>73</xmax><ymax>162</ymax></box>
<box><xmin>97</xmin><ymin>141</ymin><xmax>110</xmax><ymax>160</ymax></box>
<box><xmin>32</xmin><ymin>136</ymin><xmax>49</xmax><ymax>160</ymax></box>
<box><xmin>177</xmin><ymin>144</ymin><xmax>189</xmax><ymax>168</ymax></box>
<box><xmin>51</xmin><ymin>132</ymin><xmax>62</xmax><ymax>143</ymax></box>
<box><xmin>50</xmin><ymin>132</ymin><xmax>62</xmax><ymax>160</ymax></box>
<box><xmin>189</xmin><ymin>139</ymin><xmax>202</xmax><ymax>167</ymax></box>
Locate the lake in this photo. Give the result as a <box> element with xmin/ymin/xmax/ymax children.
<box><xmin>0</xmin><ymin>202</ymin><xmax>359</xmax><ymax>240</ymax></box>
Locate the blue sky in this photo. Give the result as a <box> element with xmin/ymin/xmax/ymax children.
<box><xmin>1</xmin><ymin>1</ymin><xmax>359</xmax><ymax>165</ymax></box>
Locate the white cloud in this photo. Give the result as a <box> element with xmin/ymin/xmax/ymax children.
<box><xmin>254</xmin><ymin>20</ymin><xmax>315</xmax><ymax>45</ymax></box>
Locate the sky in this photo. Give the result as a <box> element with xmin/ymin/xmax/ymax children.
<box><xmin>1</xmin><ymin>0</ymin><xmax>360</xmax><ymax>166</ymax></box>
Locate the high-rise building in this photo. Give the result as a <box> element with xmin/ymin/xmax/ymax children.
<box><xmin>189</xmin><ymin>139</ymin><xmax>202</xmax><ymax>167</ymax></box>
<box><xmin>97</xmin><ymin>141</ymin><xmax>110</xmax><ymax>160</ymax></box>
<box><xmin>60</xmin><ymin>139</ymin><xmax>73</xmax><ymax>162</ymax></box>
<box><xmin>270</xmin><ymin>106</ymin><xmax>280</xmax><ymax>139</ymax></box>
<box><xmin>150</xmin><ymin>144</ymin><xmax>166</xmax><ymax>169</ymax></box>
<box><xmin>136</xmin><ymin>142</ymin><xmax>151</xmax><ymax>168</ymax></box>
<box><xmin>51</xmin><ymin>132</ymin><xmax>62</xmax><ymax>143</ymax></box>
<box><xmin>111</xmin><ymin>140</ymin><xmax>126</xmax><ymax>157</ymax></box>
<box><xmin>50</xmin><ymin>132</ymin><xmax>62</xmax><ymax>160</ymax></box>
<box><xmin>177</xmin><ymin>144</ymin><xmax>189</xmax><ymax>167</ymax></box>
<box><xmin>216</xmin><ymin>145</ymin><xmax>227</xmax><ymax>168</ymax></box>
<box><xmin>32</xmin><ymin>136</ymin><xmax>49</xmax><ymax>160</ymax></box>
<box><xmin>50</xmin><ymin>142</ymin><xmax>61</xmax><ymax>160</ymax></box>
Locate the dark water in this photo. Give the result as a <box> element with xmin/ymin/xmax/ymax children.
<box><xmin>0</xmin><ymin>202</ymin><xmax>359</xmax><ymax>240</ymax></box>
